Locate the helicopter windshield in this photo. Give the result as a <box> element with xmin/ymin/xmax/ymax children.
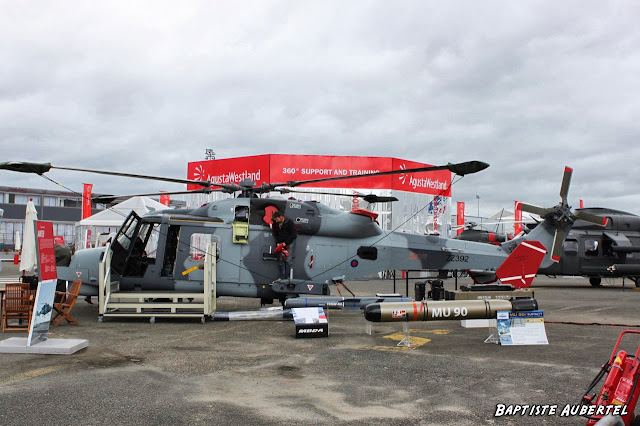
<box><xmin>116</xmin><ymin>214</ymin><xmax>138</xmax><ymax>250</ymax></box>
<box><xmin>111</xmin><ymin>212</ymin><xmax>143</xmax><ymax>275</ymax></box>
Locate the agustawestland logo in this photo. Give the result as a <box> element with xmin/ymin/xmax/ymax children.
<box><xmin>397</xmin><ymin>164</ymin><xmax>448</xmax><ymax>190</ymax></box>
<box><xmin>409</xmin><ymin>176</ymin><xmax>448</xmax><ymax>190</ymax></box>
<box><xmin>398</xmin><ymin>164</ymin><xmax>407</xmax><ymax>184</ymax></box>
<box><xmin>192</xmin><ymin>165</ymin><xmax>261</xmax><ymax>184</ymax></box>
<box><xmin>193</xmin><ymin>165</ymin><xmax>207</xmax><ymax>181</ymax></box>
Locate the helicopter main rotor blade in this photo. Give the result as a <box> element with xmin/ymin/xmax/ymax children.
<box><xmin>53</xmin><ymin>165</ymin><xmax>223</xmax><ymax>188</ymax></box>
<box><xmin>0</xmin><ymin>161</ymin><xmax>240</xmax><ymax>191</ymax></box>
<box><xmin>550</xmin><ymin>228</ymin><xmax>566</xmax><ymax>262</ymax></box>
<box><xmin>361</xmin><ymin>194</ymin><xmax>399</xmax><ymax>203</ymax></box>
<box><xmin>2</xmin><ymin>160</ymin><xmax>488</xmax><ymax>199</ymax></box>
<box><xmin>275</xmin><ymin>188</ymin><xmax>398</xmax><ymax>203</ymax></box>
<box><xmin>519</xmin><ymin>202</ymin><xmax>549</xmax><ymax>218</ymax></box>
<box><xmin>452</xmin><ymin>220</ymin><xmax>532</xmax><ymax>229</ymax></box>
<box><xmin>573</xmin><ymin>211</ymin><xmax>608</xmax><ymax>226</ymax></box>
<box><xmin>266</xmin><ymin>160</ymin><xmax>489</xmax><ymax>190</ymax></box>
<box><xmin>92</xmin><ymin>188</ymin><xmax>225</xmax><ymax>204</ymax></box>
<box><xmin>0</xmin><ymin>161</ymin><xmax>53</xmax><ymax>174</ymax></box>
<box><xmin>559</xmin><ymin>166</ymin><xmax>572</xmax><ymax>207</ymax></box>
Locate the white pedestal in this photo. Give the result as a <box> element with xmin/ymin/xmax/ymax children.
<box><xmin>0</xmin><ymin>338</ymin><xmax>88</xmax><ymax>354</ymax></box>
<box><xmin>460</xmin><ymin>319</ymin><xmax>497</xmax><ymax>328</ymax></box>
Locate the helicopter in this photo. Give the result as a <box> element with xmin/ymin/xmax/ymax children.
<box><xmin>536</xmin><ymin>207</ymin><xmax>640</xmax><ymax>287</ymax></box>
<box><xmin>454</xmin><ymin>208</ymin><xmax>640</xmax><ymax>288</ymax></box>
<box><xmin>452</xmin><ymin>221</ymin><xmax>521</xmax><ymax>245</ymax></box>
<box><xmin>0</xmin><ymin>161</ymin><xmax>604</xmax><ymax>302</ymax></box>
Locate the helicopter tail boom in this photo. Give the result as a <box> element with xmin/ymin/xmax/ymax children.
<box><xmin>468</xmin><ymin>240</ymin><xmax>547</xmax><ymax>288</ymax></box>
<box><xmin>495</xmin><ymin>240</ymin><xmax>547</xmax><ymax>288</ymax></box>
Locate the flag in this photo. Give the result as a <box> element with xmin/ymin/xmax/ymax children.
<box><xmin>82</xmin><ymin>183</ymin><xmax>93</xmax><ymax>219</ymax></box>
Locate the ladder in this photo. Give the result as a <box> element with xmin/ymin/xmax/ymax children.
<box><xmin>98</xmin><ymin>242</ymin><xmax>217</xmax><ymax>324</ymax></box>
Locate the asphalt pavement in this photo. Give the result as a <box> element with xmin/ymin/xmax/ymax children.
<box><xmin>1</xmin><ymin>261</ymin><xmax>639</xmax><ymax>425</ymax></box>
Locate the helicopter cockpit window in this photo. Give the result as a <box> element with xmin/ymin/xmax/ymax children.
<box><xmin>585</xmin><ymin>239</ymin><xmax>599</xmax><ymax>256</ymax></box>
<box><xmin>235</xmin><ymin>206</ymin><xmax>249</xmax><ymax>222</ymax></box>
<box><xmin>116</xmin><ymin>214</ymin><xmax>139</xmax><ymax>250</ymax></box>
<box><xmin>144</xmin><ymin>224</ymin><xmax>160</xmax><ymax>259</ymax></box>
<box><xmin>190</xmin><ymin>233</ymin><xmax>220</xmax><ymax>262</ymax></box>
<box><xmin>563</xmin><ymin>239</ymin><xmax>578</xmax><ymax>256</ymax></box>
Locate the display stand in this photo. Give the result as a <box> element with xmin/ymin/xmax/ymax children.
<box><xmin>365</xmin><ymin>321</ymin><xmax>373</xmax><ymax>336</ymax></box>
<box><xmin>397</xmin><ymin>323</ymin><xmax>413</xmax><ymax>347</ymax></box>
<box><xmin>0</xmin><ymin>337</ymin><xmax>88</xmax><ymax>354</ymax></box>
<box><xmin>484</xmin><ymin>332</ymin><xmax>500</xmax><ymax>344</ymax></box>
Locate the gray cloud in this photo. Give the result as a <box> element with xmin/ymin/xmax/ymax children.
<box><xmin>1</xmin><ymin>1</ymin><xmax>639</xmax><ymax>216</ymax></box>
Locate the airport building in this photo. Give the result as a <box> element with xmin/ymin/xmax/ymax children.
<box><xmin>0</xmin><ymin>186</ymin><xmax>184</xmax><ymax>251</ymax></box>
<box><xmin>0</xmin><ymin>186</ymin><xmax>102</xmax><ymax>250</ymax></box>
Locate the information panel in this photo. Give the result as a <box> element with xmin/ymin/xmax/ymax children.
<box><xmin>291</xmin><ymin>307</ymin><xmax>328</xmax><ymax>324</ymax></box>
<box><xmin>497</xmin><ymin>310</ymin><xmax>548</xmax><ymax>345</ymax></box>
<box><xmin>27</xmin><ymin>221</ymin><xmax>58</xmax><ymax>346</ymax></box>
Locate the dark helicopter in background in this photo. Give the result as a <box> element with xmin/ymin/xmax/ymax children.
<box><xmin>536</xmin><ymin>207</ymin><xmax>640</xmax><ymax>287</ymax></box>
<box><xmin>0</xmin><ymin>161</ymin><xmax>603</xmax><ymax>301</ymax></box>
<box><xmin>456</xmin><ymin>207</ymin><xmax>640</xmax><ymax>287</ymax></box>
<box><xmin>452</xmin><ymin>221</ymin><xmax>531</xmax><ymax>245</ymax></box>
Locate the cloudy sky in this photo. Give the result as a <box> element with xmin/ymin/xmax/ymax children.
<box><xmin>1</xmin><ymin>1</ymin><xmax>639</xmax><ymax>216</ymax></box>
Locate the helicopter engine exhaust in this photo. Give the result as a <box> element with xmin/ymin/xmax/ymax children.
<box><xmin>364</xmin><ymin>298</ymin><xmax>538</xmax><ymax>322</ymax></box>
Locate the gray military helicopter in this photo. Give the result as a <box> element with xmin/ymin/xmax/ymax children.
<box><xmin>0</xmin><ymin>161</ymin><xmax>604</xmax><ymax>302</ymax></box>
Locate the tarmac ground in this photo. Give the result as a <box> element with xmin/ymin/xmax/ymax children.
<box><xmin>1</xmin><ymin>260</ymin><xmax>640</xmax><ymax>425</ymax></box>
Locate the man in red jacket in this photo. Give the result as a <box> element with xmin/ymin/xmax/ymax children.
<box><xmin>272</xmin><ymin>211</ymin><xmax>297</xmax><ymax>280</ymax></box>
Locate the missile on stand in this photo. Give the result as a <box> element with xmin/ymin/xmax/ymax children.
<box><xmin>284</xmin><ymin>296</ymin><xmax>414</xmax><ymax>311</ymax></box>
<box><xmin>364</xmin><ymin>298</ymin><xmax>538</xmax><ymax>322</ymax></box>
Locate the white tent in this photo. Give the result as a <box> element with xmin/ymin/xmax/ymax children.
<box><xmin>488</xmin><ymin>208</ymin><xmax>539</xmax><ymax>222</ymax></box>
<box><xmin>78</xmin><ymin>196</ymin><xmax>170</xmax><ymax>227</ymax></box>
<box><xmin>75</xmin><ymin>196</ymin><xmax>171</xmax><ymax>248</ymax></box>
<box><xmin>486</xmin><ymin>208</ymin><xmax>539</xmax><ymax>236</ymax></box>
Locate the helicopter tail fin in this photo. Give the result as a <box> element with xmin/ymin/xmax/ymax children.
<box><xmin>495</xmin><ymin>240</ymin><xmax>547</xmax><ymax>289</ymax></box>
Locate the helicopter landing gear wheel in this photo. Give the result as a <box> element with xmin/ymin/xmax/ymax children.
<box><xmin>201</xmin><ymin>316</ymin><xmax>206</xmax><ymax>324</ymax></box>
<box><xmin>98</xmin><ymin>316</ymin><xmax>103</xmax><ymax>323</ymax></box>
<box><xmin>589</xmin><ymin>277</ymin><xmax>602</xmax><ymax>287</ymax></box>
<box><xmin>150</xmin><ymin>317</ymin><xmax>156</xmax><ymax>324</ymax></box>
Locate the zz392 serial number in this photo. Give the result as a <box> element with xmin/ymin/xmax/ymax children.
<box><xmin>447</xmin><ymin>254</ymin><xmax>469</xmax><ymax>262</ymax></box>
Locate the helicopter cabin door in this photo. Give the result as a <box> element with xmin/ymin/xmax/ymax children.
<box><xmin>181</xmin><ymin>227</ymin><xmax>239</xmax><ymax>282</ymax></box>
<box><xmin>110</xmin><ymin>212</ymin><xmax>143</xmax><ymax>275</ymax></box>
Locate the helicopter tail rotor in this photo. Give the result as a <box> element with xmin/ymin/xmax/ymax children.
<box><xmin>573</xmin><ymin>210</ymin><xmax>608</xmax><ymax>226</ymax></box>
<box><xmin>559</xmin><ymin>166</ymin><xmax>572</xmax><ymax>207</ymax></box>
<box><xmin>520</xmin><ymin>166</ymin><xmax>605</xmax><ymax>262</ymax></box>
